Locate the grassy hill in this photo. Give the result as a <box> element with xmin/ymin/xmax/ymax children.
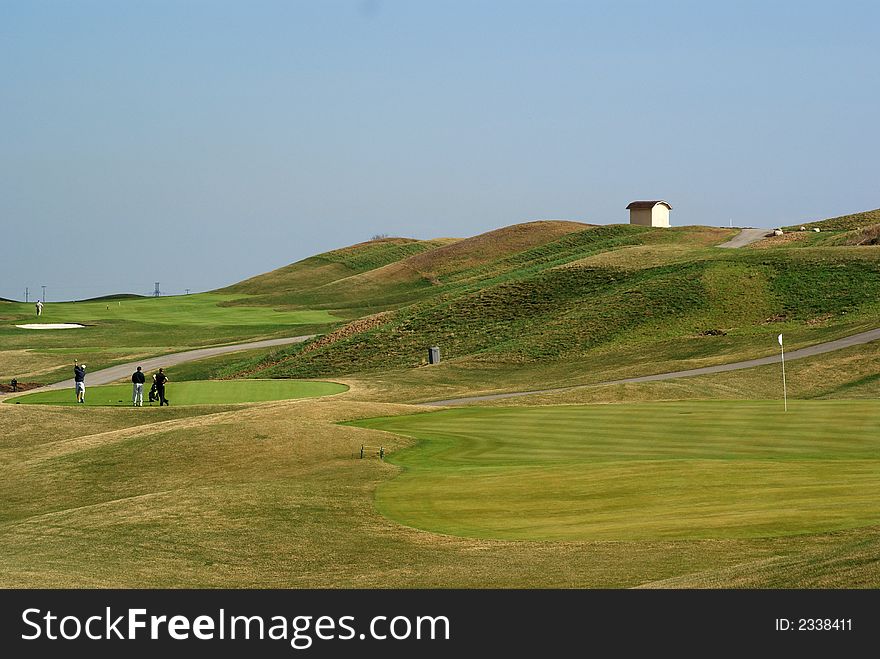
<box><xmin>223</xmin><ymin>237</ymin><xmax>456</xmax><ymax>297</ymax></box>
<box><xmin>219</xmin><ymin>222</ymin><xmax>594</xmax><ymax>317</ymax></box>
<box><xmin>21</xmin><ymin>210</ymin><xmax>869</xmax><ymax>404</ymax></box>
<box><xmin>784</xmin><ymin>207</ymin><xmax>880</xmax><ymax>232</ymax></box>
<box><xmin>185</xmin><ymin>216</ymin><xmax>880</xmax><ymax>404</ymax></box>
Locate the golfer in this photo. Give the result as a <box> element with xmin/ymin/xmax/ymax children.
<box><xmin>35</xmin><ymin>300</ymin><xmax>43</xmax><ymax>316</ymax></box>
<box><xmin>73</xmin><ymin>360</ymin><xmax>86</xmax><ymax>404</ymax></box>
<box><xmin>155</xmin><ymin>368</ymin><xmax>169</xmax><ymax>406</ymax></box>
<box><xmin>131</xmin><ymin>366</ymin><xmax>145</xmax><ymax>406</ymax></box>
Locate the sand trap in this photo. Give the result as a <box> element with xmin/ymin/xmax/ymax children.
<box><xmin>16</xmin><ymin>323</ymin><xmax>86</xmax><ymax>330</ymax></box>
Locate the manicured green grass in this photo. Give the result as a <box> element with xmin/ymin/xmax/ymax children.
<box><xmin>0</xmin><ymin>292</ymin><xmax>341</xmax><ymax>383</ymax></box>
<box><xmin>352</xmin><ymin>400</ymin><xmax>880</xmax><ymax>541</ymax></box>
<box><xmin>2</xmin><ymin>293</ymin><xmax>339</xmax><ymax>327</ymax></box>
<box><xmin>9</xmin><ymin>379</ymin><xmax>347</xmax><ymax>406</ymax></box>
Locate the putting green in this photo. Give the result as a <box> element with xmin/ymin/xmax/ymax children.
<box><xmin>9</xmin><ymin>379</ymin><xmax>347</xmax><ymax>406</ymax></box>
<box><xmin>351</xmin><ymin>400</ymin><xmax>880</xmax><ymax>542</ymax></box>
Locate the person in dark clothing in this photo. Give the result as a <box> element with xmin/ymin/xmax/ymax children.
<box><xmin>73</xmin><ymin>360</ymin><xmax>86</xmax><ymax>403</ymax></box>
<box><xmin>10</xmin><ymin>378</ymin><xmax>17</xmax><ymax>392</ymax></box>
<box><xmin>155</xmin><ymin>368</ymin><xmax>169</xmax><ymax>406</ymax></box>
<box><xmin>131</xmin><ymin>366</ymin><xmax>146</xmax><ymax>406</ymax></box>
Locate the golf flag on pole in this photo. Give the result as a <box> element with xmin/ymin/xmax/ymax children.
<box><xmin>778</xmin><ymin>333</ymin><xmax>787</xmax><ymax>411</ymax></box>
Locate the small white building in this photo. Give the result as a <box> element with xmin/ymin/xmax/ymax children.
<box><xmin>626</xmin><ymin>200</ymin><xmax>672</xmax><ymax>227</ymax></box>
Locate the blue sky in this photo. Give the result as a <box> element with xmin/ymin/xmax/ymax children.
<box><xmin>2</xmin><ymin>0</ymin><xmax>878</xmax><ymax>300</ymax></box>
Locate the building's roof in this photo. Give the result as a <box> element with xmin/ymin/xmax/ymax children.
<box><xmin>626</xmin><ymin>200</ymin><xmax>672</xmax><ymax>210</ymax></box>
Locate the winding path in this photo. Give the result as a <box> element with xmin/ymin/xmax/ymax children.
<box><xmin>18</xmin><ymin>335</ymin><xmax>315</xmax><ymax>394</ymax></box>
<box><xmin>716</xmin><ymin>227</ymin><xmax>769</xmax><ymax>249</ymax></box>
<box><xmin>423</xmin><ymin>327</ymin><xmax>880</xmax><ymax>406</ymax></box>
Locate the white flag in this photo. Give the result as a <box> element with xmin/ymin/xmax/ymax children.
<box><xmin>778</xmin><ymin>333</ymin><xmax>783</xmax><ymax>346</ymax></box>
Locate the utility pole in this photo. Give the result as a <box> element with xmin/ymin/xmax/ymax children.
<box><xmin>154</xmin><ymin>282</ymin><xmax>161</xmax><ymax>298</ymax></box>
<box><xmin>25</xmin><ymin>287</ymin><xmax>29</xmax><ymax>303</ymax></box>
<box><xmin>41</xmin><ymin>285</ymin><xmax>46</xmax><ymax>303</ymax></box>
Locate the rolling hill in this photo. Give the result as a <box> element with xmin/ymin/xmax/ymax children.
<box><xmin>783</xmin><ymin>207</ymin><xmax>880</xmax><ymax>232</ymax></box>
<box><xmin>180</xmin><ymin>212</ymin><xmax>880</xmax><ymax>402</ymax></box>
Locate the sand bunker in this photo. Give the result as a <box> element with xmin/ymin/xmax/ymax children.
<box><xmin>16</xmin><ymin>323</ymin><xmax>86</xmax><ymax>330</ymax></box>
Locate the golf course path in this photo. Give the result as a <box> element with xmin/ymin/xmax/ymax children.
<box><xmin>716</xmin><ymin>228</ymin><xmax>769</xmax><ymax>248</ymax></box>
<box><xmin>29</xmin><ymin>335</ymin><xmax>315</xmax><ymax>393</ymax></box>
<box><xmin>423</xmin><ymin>327</ymin><xmax>880</xmax><ymax>406</ymax></box>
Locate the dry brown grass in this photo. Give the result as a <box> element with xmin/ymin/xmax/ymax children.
<box><xmin>747</xmin><ymin>232</ymin><xmax>810</xmax><ymax>249</ymax></box>
<box><xmin>839</xmin><ymin>223</ymin><xmax>880</xmax><ymax>246</ymax></box>
<box><xmin>402</xmin><ymin>220</ymin><xmax>592</xmax><ymax>276</ymax></box>
<box><xmin>467</xmin><ymin>339</ymin><xmax>880</xmax><ymax>408</ymax></box>
<box><xmin>3</xmin><ymin>392</ymin><xmax>880</xmax><ymax>587</ymax></box>
<box><xmin>325</xmin><ymin>237</ymin><xmax>422</xmax><ymax>255</ymax></box>
<box><xmin>636</xmin><ymin>527</ymin><xmax>880</xmax><ymax>588</ymax></box>
<box><xmin>225</xmin><ymin>259</ymin><xmax>354</xmax><ymax>295</ymax></box>
<box><xmin>0</xmin><ymin>348</ymin><xmax>182</xmax><ymax>382</ymax></box>
<box><xmin>307</xmin><ymin>220</ymin><xmax>595</xmax><ymax>295</ymax></box>
<box><xmin>0</xmin><ymin>350</ymin><xmax>64</xmax><ymax>381</ymax></box>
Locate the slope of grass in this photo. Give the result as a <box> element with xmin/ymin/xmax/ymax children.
<box><xmin>223</xmin><ymin>237</ymin><xmax>456</xmax><ymax>298</ymax></box>
<box><xmin>400</xmin><ymin>220</ymin><xmax>591</xmax><ymax>278</ymax></box>
<box><xmin>161</xmin><ymin>345</ymin><xmax>287</xmax><ymax>382</ymax></box>
<box><xmin>825</xmin><ymin>224</ymin><xmax>880</xmax><ymax>247</ymax></box>
<box><xmin>352</xmin><ymin>401</ymin><xmax>880</xmax><ymax>541</ymax></box>
<box><xmin>217</xmin><ymin>223</ymin><xmax>607</xmax><ymax>319</ymax></box>
<box><xmin>783</xmin><ymin>208</ymin><xmax>880</xmax><ymax>232</ymax></box>
<box><xmin>322</xmin><ymin>237</ymin><xmax>459</xmax><ymax>272</ymax></box>
<box><xmin>250</xmin><ymin>247</ymin><xmax>880</xmax><ymax>380</ymax></box>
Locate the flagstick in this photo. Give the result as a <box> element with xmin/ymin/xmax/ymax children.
<box><xmin>780</xmin><ymin>337</ymin><xmax>787</xmax><ymax>412</ymax></box>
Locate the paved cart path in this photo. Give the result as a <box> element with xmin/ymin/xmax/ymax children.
<box><xmin>423</xmin><ymin>327</ymin><xmax>880</xmax><ymax>406</ymax></box>
<box><xmin>716</xmin><ymin>228</ymin><xmax>770</xmax><ymax>248</ymax></box>
<box><xmin>12</xmin><ymin>335</ymin><xmax>315</xmax><ymax>395</ymax></box>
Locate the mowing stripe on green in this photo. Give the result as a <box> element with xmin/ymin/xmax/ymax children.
<box><xmin>351</xmin><ymin>400</ymin><xmax>880</xmax><ymax>541</ymax></box>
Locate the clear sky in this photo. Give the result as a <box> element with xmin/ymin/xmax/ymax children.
<box><xmin>2</xmin><ymin>0</ymin><xmax>878</xmax><ymax>300</ymax></box>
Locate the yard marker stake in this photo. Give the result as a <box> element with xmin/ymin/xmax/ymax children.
<box><xmin>778</xmin><ymin>333</ymin><xmax>787</xmax><ymax>412</ymax></box>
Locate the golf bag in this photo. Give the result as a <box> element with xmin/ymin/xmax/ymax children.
<box><xmin>148</xmin><ymin>382</ymin><xmax>158</xmax><ymax>402</ymax></box>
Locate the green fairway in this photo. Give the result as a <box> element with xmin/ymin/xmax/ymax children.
<box><xmin>0</xmin><ymin>292</ymin><xmax>343</xmax><ymax>383</ymax></box>
<box><xmin>10</xmin><ymin>379</ymin><xmax>347</xmax><ymax>406</ymax></box>
<box><xmin>351</xmin><ymin>400</ymin><xmax>880</xmax><ymax>541</ymax></box>
<box><xmin>3</xmin><ymin>293</ymin><xmax>339</xmax><ymax>327</ymax></box>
